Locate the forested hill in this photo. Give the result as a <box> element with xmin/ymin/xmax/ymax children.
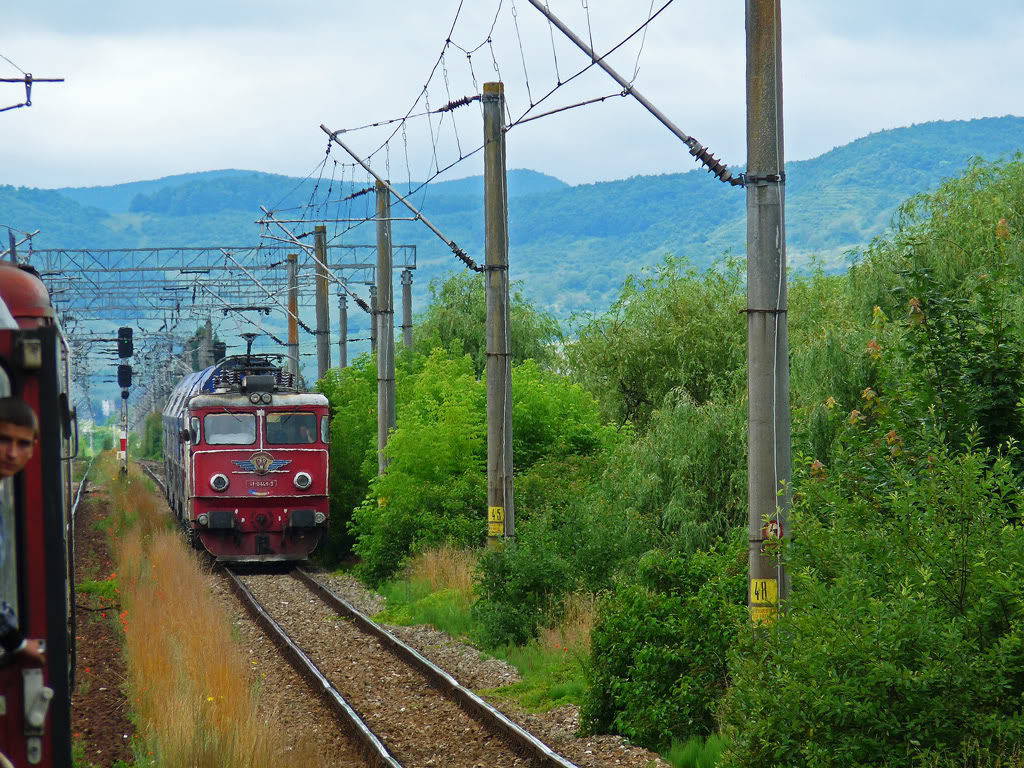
<box><xmin>3</xmin><ymin>115</ymin><xmax>1022</xmax><ymax>315</ymax></box>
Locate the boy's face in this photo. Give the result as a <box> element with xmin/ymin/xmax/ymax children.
<box><xmin>0</xmin><ymin>421</ymin><xmax>36</xmax><ymax>478</ymax></box>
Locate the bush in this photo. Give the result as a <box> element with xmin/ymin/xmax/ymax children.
<box><xmin>601</xmin><ymin>392</ymin><xmax>748</xmax><ymax>553</ymax></box>
<box><xmin>567</xmin><ymin>254</ymin><xmax>746</xmax><ymax>429</ymax></box>
<box><xmin>473</xmin><ymin>485</ymin><xmax>657</xmax><ymax>647</ymax></box>
<box><xmin>316</xmin><ymin>356</ymin><xmax>379</xmax><ymax>562</ymax></box>
<box><xmin>581</xmin><ymin>530</ymin><xmax>747</xmax><ymax>750</ymax></box>
<box><xmin>349</xmin><ymin>349</ymin><xmax>487</xmax><ymax>584</ymax></box>
<box><xmin>718</xmin><ymin>421</ymin><xmax>1024</xmax><ymax>768</ymax></box>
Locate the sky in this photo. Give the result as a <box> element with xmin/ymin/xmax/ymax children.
<box><xmin>1</xmin><ymin>0</ymin><xmax>1022</xmax><ymax>190</ymax></box>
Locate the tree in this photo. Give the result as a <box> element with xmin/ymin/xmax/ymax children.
<box><xmin>414</xmin><ymin>271</ymin><xmax>563</xmax><ymax>375</ymax></box>
<box><xmin>566</xmin><ymin>255</ymin><xmax>746</xmax><ymax>430</ymax></box>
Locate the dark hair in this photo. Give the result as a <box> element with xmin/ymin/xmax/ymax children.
<box><xmin>0</xmin><ymin>397</ymin><xmax>39</xmax><ymax>436</ymax></box>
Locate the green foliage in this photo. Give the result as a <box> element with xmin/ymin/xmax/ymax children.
<box><xmin>568</xmin><ymin>254</ymin><xmax>746</xmax><ymax>428</ymax></box>
<box><xmin>665</xmin><ymin>734</ymin><xmax>728</xmax><ymax>768</ymax></box>
<box><xmin>479</xmin><ymin>643</ymin><xmax>588</xmax><ymax>713</ymax></box>
<box><xmin>375</xmin><ymin>581</ymin><xmax>475</xmax><ymax>639</ymax></box>
<box><xmin>350</xmin><ymin>349</ymin><xmax>487</xmax><ymax>584</ymax></box>
<box><xmin>511</xmin><ymin>359</ymin><xmax>617</xmax><ymax>472</ymax></box>
<box><xmin>344</xmin><ymin>346</ymin><xmax>616</xmax><ymax>584</ymax></box>
<box><xmin>581</xmin><ymin>531</ymin><xmax>747</xmax><ymax>751</ymax></box>
<box><xmin>76</xmin><ymin>578</ymin><xmax>119</xmax><ymax>601</ymax></box>
<box><xmin>719</xmin><ymin>420</ymin><xmax>1024</xmax><ymax>768</ymax></box>
<box><xmin>138</xmin><ymin>411</ymin><xmax>163</xmax><ymax>460</ymax></box>
<box><xmin>315</xmin><ymin>356</ymin><xmax>379</xmax><ymax>562</ymax></box>
<box><xmin>414</xmin><ymin>270</ymin><xmax>563</xmax><ymax>375</ymax></box>
<box><xmin>473</xmin><ymin>483</ymin><xmax>657</xmax><ymax>647</ymax></box>
<box><xmin>601</xmin><ymin>392</ymin><xmax>748</xmax><ymax>553</ymax></box>
<box><xmin>97</xmin><ymin>431</ymin><xmax>114</xmax><ymax>452</ymax></box>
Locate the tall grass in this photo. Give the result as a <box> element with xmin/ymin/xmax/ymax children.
<box><xmin>97</xmin><ymin>457</ymin><xmax>325</xmax><ymax>768</ymax></box>
<box><xmin>664</xmin><ymin>735</ymin><xmax>726</xmax><ymax>768</ymax></box>
<box><xmin>538</xmin><ymin>591</ymin><xmax>595</xmax><ymax>656</ymax></box>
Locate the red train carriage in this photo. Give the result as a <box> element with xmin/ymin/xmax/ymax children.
<box><xmin>0</xmin><ymin>263</ymin><xmax>76</xmax><ymax>768</ymax></box>
<box><xmin>162</xmin><ymin>354</ymin><xmax>329</xmax><ymax>561</ymax></box>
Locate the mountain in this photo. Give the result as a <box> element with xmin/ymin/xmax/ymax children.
<box><xmin>4</xmin><ymin>116</ymin><xmax>1023</xmax><ymax>318</ymax></box>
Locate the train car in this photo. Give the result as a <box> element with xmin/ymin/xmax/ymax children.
<box><xmin>0</xmin><ymin>262</ymin><xmax>76</xmax><ymax>768</ymax></box>
<box><xmin>161</xmin><ymin>352</ymin><xmax>330</xmax><ymax>560</ymax></box>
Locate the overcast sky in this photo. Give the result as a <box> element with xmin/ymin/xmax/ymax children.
<box><xmin>1</xmin><ymin>0</ymin><xmax>1022</xmax><ymax>190</ymax></box>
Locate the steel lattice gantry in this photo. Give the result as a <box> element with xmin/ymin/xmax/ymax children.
<box><xmin>28</xmin><ymin>244</ymin><xmax>417</xmax><ymax>428</ymax></box>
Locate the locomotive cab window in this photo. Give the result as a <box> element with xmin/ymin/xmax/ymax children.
<box><xmin>203</xmin><ymin>412</ymin><xmax>256</xmax><ymax>445</ymax></box>
<box><xmin>0</xmin><ymin>365</ymin><xmax>16</xmax><ymax>623</ymax></box>
<box><xmin>266</xmin><ymin>412</ymin><xmax>317</xmax><ymax>444</ymax></box>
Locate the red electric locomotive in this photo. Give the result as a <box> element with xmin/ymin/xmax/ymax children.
<box><xmin>0</xmin><ymin>262</ymin><xmax>76</xmax><ymax>768</ymax></box>
<box><xmin>161</xmin><ymin>351</ymin><xmax>330</xmax><ymax>560</ymax></box>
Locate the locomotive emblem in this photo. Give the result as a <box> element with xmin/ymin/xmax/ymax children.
<box><xmin>232</xmin><ymin>451</ymin><xmax>291</xmax><ymax>475</ymax></box>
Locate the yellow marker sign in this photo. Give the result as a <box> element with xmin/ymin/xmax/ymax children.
<box><xmin>750</xmin><ymin>578</ymin><xmax>778</xmax><ymax>606</ymax></box>
<box><xmin>750</xmin><ymin>605</ymin><xmax>777</xmax><ymax>625</ymax></box>
<box><xmin>488</xmin><ymin>506</ymin><xmax>504</xmax><ymax>537</ymax></box>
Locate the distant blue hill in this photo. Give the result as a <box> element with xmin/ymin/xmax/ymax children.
<box><xmin>5</xmin><ymin>115</ymin><xmax>1023</xmax><ymax>319</ymax></box>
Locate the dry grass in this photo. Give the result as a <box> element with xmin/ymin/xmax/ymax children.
<box><xmin>539</xmin><ymin>591</ymin><xmax>597</xmax><ymax>655</ymax></box>
<box><xmin>408</xmin><ymin>544</ymin><xmax>477</xmax><ymax>601</ymax></box>
<box><xmin>96</xmin><ymin>456</ymin><xmax>326</xmax><ymax>768</ymax></box>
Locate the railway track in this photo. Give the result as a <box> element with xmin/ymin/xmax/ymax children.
<box><xmin>229</xmin><ymin>567</ymin><xmax>579</xmax><ymax>768</ymax></box>
<box><xmin>138</xmin><ymin>458</ymin><xmax>580</xmax><ymax>766</ymax></box>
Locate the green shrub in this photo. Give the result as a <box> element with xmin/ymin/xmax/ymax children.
<box><xmin>718</xmin><ymin>422</ymin><xmax>1024</xmax><ymax>768</ymax></box>
<box><xmin>316</xmin><ymin>355</ymin><xmax>379</xmax><ymax>562</ymax></box>
<box><xmin>473</xmin><ymin>494</ymin><xmax>657</xmax><ymax>647</ymax></box>
<box><xmin>581</xmin><ymin>530</ymin><xmax>747</xmax><ymax>750</ymax></box>
<box><xmin>600</xmin><ymin>392</ymin><xmax>748</xmax><ymax>553</ymax></box>
<box><xmin>349</xmin><ymin>349</ymin><xmax>486</xmax><ymax>584</ymax></box>
<box><xmin>567</xmin><ymin>254</ymin><xmax>746</xmax><ymax>429</ymax></box>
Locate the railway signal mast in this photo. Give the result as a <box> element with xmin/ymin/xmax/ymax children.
<box><xmin>117</xmin><ymin>326</ymin><xmax>133</xmax><ymax>473</ymax></box>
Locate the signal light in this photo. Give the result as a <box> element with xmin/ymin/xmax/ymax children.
<box><xmin>117</xmin><ymin>327</ymin><xmax>134</xmax><ymax>358</ymax></box>
<box><xmin>118</xmin><ymin>364</ymin><xmax>132</xmax><ymax>388</ymax></box>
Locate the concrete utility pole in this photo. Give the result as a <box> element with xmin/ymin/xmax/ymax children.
<box><xmin>369</xmin><ymin>286</ymin><xmax>378</xmax><ymax>355</ymax></box>
<box><xmin>483</xmin><ymin>81</ymin><xmax>514</xmax><ymax>542</ymax></box>
<box><xmin>338</xmin><ymin>292</ymin><xmax>348</xmax><ymax>369</ymax></box>
<box><xmin>314</xmin><ymin>226</ymin><xmax>331</xmax><ymax>380</ymax></box>
<box><xmin>287</xmin><ymin>253</ymin><xmax>299</xmax><ymax>378</ymax></box>
<box><xmin>746</xmin><ymin>0</ymin><xmax>791</xmax><ymax>625</ymax></box>
<box><xmin>401</xmin><ymin>269</ymin><xmax>414</xmax><ymax>350</ymax></box>
<box><xmin>376</xmin><ymin>180</ymin><xmax>396</xmax><ymax>475</ymax></box>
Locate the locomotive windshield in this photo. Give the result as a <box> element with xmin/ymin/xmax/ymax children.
<box><xmin>266</xmin><ymin>412</ymin><xmax>317</xmax><ymax>444</ymax></box>
<box><xmin>203</xmin><ymin>413</ymin><xmax>256</xmax><ymax>445</ymax></box>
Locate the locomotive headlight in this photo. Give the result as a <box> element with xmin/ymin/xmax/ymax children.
<box><xmin>293</xmin><ymin>472</ymin><xmax>312</xmax><ymax>490</ymax></box>
<box><xmin>314</xmin><ymin>511</ymin><xmax>327</xmax><ymax>525</ymax></box>
<box><xmin>260</xmin><ymin>393</ymin><xmax>273</xmax><ymax>404</ymax></box>
<box><xmin>249</xmin><ymin>393</ymin><xmax>260</xmax><ymax>404</ymax></box>
<box><xmin>210</xmin><ymin>473</ymin><xmax>229</xmax><ymax>492</ymax></box>
<box><xmin>197</xmin><ymin>513</ymin><xmax>210</xmax><ymax>526</ymax></box>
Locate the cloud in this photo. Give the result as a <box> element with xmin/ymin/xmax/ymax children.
<box><xmin>1</xmin><ymin>1</ymin><xmax>1022</xmax><ymax>188</ymax></box>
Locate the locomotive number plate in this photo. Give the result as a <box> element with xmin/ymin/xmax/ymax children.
<box><xmin>248</xmin><ymin>479</ymin><xmax>278</xmax><ymax>488</ymax></box>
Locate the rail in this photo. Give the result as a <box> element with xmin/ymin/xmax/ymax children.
<box><xmin>71</xmin><ymin>454</ymin><xmax>97</xmax><ymax>521</ymax></box>
<box><xmin>224</xmin><ymin>567</ymin><xmax>402</xmax><ymax>768</ymax></box>
<box><xmin>295</xmin><ymin>568</ymin><xmax>579</xmax><ymax>768</ymax></box>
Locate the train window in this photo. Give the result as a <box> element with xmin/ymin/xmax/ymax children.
<box><xmin>203</xmin><ymin>413</ymin><xmax>256</xmax><ymax>445</ymax></box>
<box><xmin>321</xmin><ymin>415</ymin><xmax>329</xmax><ymax>444</ymax></box>
<box><xmin>0</xmin><ymin>366</ymin><xmax>16</xmax><ymax>622</ymax></box>
<box><xmin>266</xmin><ymin>412</ymin><xmax>317</xmax><ymax>444</ymax></box>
